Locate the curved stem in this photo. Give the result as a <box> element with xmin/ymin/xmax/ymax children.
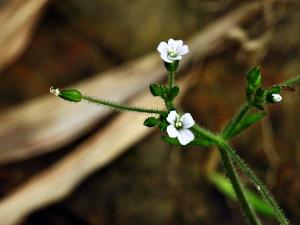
<box><xmin>82</xmin><ymin>95</ymin><xmax>166</xmax><ymax>114</ymax></box>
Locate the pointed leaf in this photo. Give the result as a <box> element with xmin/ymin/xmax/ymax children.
<box><xmin>228</xmin><ymin>112</ymin><xmax>266</xmax><ymax>138</ymax></box>
<box><xmin>168</xmin><ymin>85</ymin><xmax>180</xmax><ymax>100</ymax></box>
<box><xmin>247</xmin><ymin>67</ymin><xmax>262</xmax><ymax>89</ymax></box>
<box><xmin>149</xmin><ymin>83</ymin><xmax>162</xmax><ymax>97</ymax></box>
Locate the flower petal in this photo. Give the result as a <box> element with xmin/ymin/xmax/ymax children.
<box><xmin>160</xmin><ymin>54</ymin><xmax>173</xmax><ymax>63</ymax></box>
<box><xmin>167</xmin><ymin>38</ymin><xmax>175</xmax><ymax>48</ymax></box>
<box><xmin>178</xmin><ymin>45</ymin><xmax>189</xmax><ymax>55</ymax></box>
<box><xmin>157</xmin><ymin>42</ymin><xmax>168</xmax><ymax>54</ymax></box>
<box><xmin>181</xmin><ymin>113</ymin><xmax>195</xmax><ymax>129</ymax></box>
<box><xmin>168</xmin><ymin>39</ymin><xmax>182</xmax><ymax>50</ymax></box>
<box><xmin>167</xmin><ymin>125</ymin><xmax>179</xmax><ymax>138</ymax></box>
<box><xmin>167</xmin><ymin>110</ymin><xmax>178</xmax><ymax>124</ymax></box>
<box><xmin>178</xmin><ymin>129</ymin><xmax>195</xmax><ymax>145</ymax></box>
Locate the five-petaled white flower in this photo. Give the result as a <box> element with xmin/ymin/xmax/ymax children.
<box><xmin>166</xmin><ymin>110</ymin><xmax>195</xmax><ymax>145</ymax></box>
<box><xmin>157</xmin><ymin>39</ymin><xmax>189</xmax><ymax>63</ymax></box>
<box><xmin>271</xmin><ymin>93</ymin><xmax>282</xmax><ymax>103</ymax></box>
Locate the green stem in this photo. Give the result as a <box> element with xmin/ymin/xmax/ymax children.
<box><xmin>222</xmin><ymin>102</ymin><xmax>251</xmax><ymax>139</ymax></box>
<box><xmin>219</xmin><ymin>98</ymin><xmax>289</xmax><ymax>224</ymax></box>
<box><xmin>219</xmin><ymin>143</ymin><xmax>289</xmax><ymax>225</ymax></box>
<box><xmin>192</xmin><ymin>125</ymin><xmax>261</xmax><ymax>225</ymax></box>
<box><xmin>82</xmin><ymin>95</ymin><xmax>165</xmax><ymax>114</ymax></box>
<box><xmin>168</xmin><ymin>71</ymin><xmax>174</xmax><ymax>89</ymax></box>
<box><xmin>219</xmin><ymin>146</ymin><xmax>261</xmax><ymax>225</ymax></box>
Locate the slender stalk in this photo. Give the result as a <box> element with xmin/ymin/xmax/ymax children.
<box><xmin>222</xmin><ymin>102</ymin><xmax>251</xmax><ymax>139</ymax></box>
<box><xmin>219</xmin><ymin>146</ymin><xmax>261</xmax><ymax>225</ymax></box>
<box><xmin>168</xmin><ymin>71</ymin><xmax>174</xmax><ymax>89</ymax></box>
<box><xmin>82</xmin><ymin>95</ymin><xmax>166</xmax><ymax>114</ymax></box>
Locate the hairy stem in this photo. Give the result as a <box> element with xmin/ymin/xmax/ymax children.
<box><xmin>192</xmin><ymin>124</ymin><xmax>289</xmax><ymax>225</ymax></box>
<box><xmin>82</xmin><ymin>95</ymin><xmax>165</xmax><ymax>114</ymax></box>
<box><xmin>220</xmin><ymin>100</ymin><xmax>288</xmax><ymax>224</ymax></box>
<box><xmin>219</xmin><ymin>143</ymin><xmax>289</xmax><ymax>225</ymax></box>
<box><xmin>192</xmin><ymin>125</ymin><xmax>261</xmax><ymax>225</ymax></box>
<box><xmin>219</xmin><ymin>146</ymin><xmax>261</xmax><ymax>225</ymax></box>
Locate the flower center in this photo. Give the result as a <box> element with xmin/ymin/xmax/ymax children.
<box><xmin>175</xmin><ymin>118</ymin><xmax>183</xmax><ymax>130</ymax></box>
<box><xmin>168</xmin><ymin>49</ymin><xmax>178</xmax><ymax>58</ymax></box>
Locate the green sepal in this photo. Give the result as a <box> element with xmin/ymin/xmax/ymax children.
<box><xmin>149</xmin><ymin>83</ymin><xmax>162</xmax><ymax>97</ymax></box>
<box><xmin>168</xmin><ymin>85</ymin><xmax>180</xmax><ymax>100</ymax></box>
<box><xmin>209</xmin><ymin>173</ymin><xmax>274</xmax><ymax>217</ymax></box>
<box><xmin>164</xmin><ymin>61</ymin><xmax>179</xmax><ymax>73</ymax></box>
<box><xmin>228</xmin><ymin>112</ymin><xmax>266</xmax><ymax>139</ymax></box>
<box><xmin>143</xmin><ymin>117</ymin><xmax>159</xmax><ymax>127</ymax></box>
<box><xmin>161</xmin><ymin>136</ymin><xmax>213</xmax><ymax>147</ymax></box>
<box><xmin>58</xmin><ymin>89</ymin><xmax>82</xmax><ymax>102</ymax></box>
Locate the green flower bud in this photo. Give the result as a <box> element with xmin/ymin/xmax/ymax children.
<box><xmin>50</xmin><ymin>87</ymin><xmax>82</xmax><ymax>102</ymax></box>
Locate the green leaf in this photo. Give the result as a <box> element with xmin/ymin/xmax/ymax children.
<box><xmin>143</xmin><ymin>117</ymin><xmax>159</xmax><ymax>127</ymax></box>
<box><xmin>247</xmin><ymin>67</ymin><xmax>262</xmax><ymax>88</ymax></box>
<box><xmin>209</xmin><ymin>173</ymin><xmax>274</xmax><ymax>217</ymax></box>
<box><xmin>168</xmin><ymin>86</ymin><xmax>180</xmax><ymax>100</ymax></box>
<box><xmin>58</xmin><ymin>89</ymin><xmax>82</xmax><ymax>102</ymax></box>
<box><xmin>228</xmin><ymin>112</ymin><xmax>266</xmax><ymax>138</ymax></box>
<box><xmin>149</xmin><ymin>83</ymin><xmax>162</xmax><ymax>97</ymax></box>
<box><xmin>246</xmin><ymin>67</ymin><xmax>262</xmax><ymax>101</ymax></box>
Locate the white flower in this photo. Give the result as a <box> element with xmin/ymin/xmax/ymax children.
<box><xmin>166</xmin><ymin>110</ymin><xmax>195</xmax><ymax>145</ymax></box>
<box><xmin>157</xmin><ymin>39</ymin><xmax>189</xmax><ymax>63</ymax></box>
<box><xmin>272</xmin><ymin>93</ymin><xmax>282</xmax><ymax>103</ymax></box>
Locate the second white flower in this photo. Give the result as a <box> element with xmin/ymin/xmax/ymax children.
<box><xmin>166</xmin><ymin>110</ymin><xmax>195</xmax><ymax>145</ymax></box>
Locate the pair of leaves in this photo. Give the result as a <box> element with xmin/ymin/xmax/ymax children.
<box><xmin>150</xmin><ymin>83</ymin><xmax>179</xmax><ymax>101</ymax></box>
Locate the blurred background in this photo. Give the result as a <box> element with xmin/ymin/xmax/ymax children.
<box><xmin>0</xmin><ymin>0</ymin><xmax>300</xmax><ymax>225</ymax></box>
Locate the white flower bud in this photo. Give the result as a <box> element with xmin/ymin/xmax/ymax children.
<box><xmin>271</xmin><ymin>93</ymin><xmax>282</xmax><ymax>103</ymax></box>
